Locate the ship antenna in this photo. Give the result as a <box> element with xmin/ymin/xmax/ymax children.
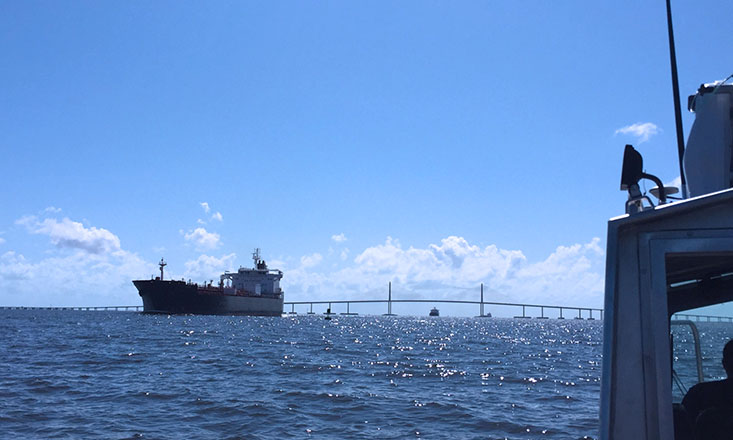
<box><xmin>252</xmin><ymin>248</ymin><xmax>261</xmax><ymax>266</ymax></box>
<box><xmin>159</xmin><ymin>258</ymin><xmax>167</xmax><ymax>280</ymax></box>
<box><xmin>665</xmin><ymin>0</ymin><xmax>688</xmax><ymax>198</ymax></box>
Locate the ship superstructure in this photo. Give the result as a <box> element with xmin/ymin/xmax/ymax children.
<box><xmin>219</xmin><ymin>249</ymin><xmax>283</xmax><ymax>297</ymax></box>
<box><xmin>133</xmin><ymin>249</ymin><xmax>284</xmax><ymax>316</ymax></box>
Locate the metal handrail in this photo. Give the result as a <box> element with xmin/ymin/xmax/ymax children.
<box><xmin>671</xmin><ymin>319</ymin><xmax>704</xmax><ymax>384</ymax></box>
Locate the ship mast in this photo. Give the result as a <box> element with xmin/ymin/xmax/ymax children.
<box><xmin>252</xmin><ymin>248</ymin><xmax>261</xmax><ymax>266</ymax></box>
<box><xmin>159</xmin><ymin>258</ymin><xmax>167</xmax><ymax>280</ymax></box>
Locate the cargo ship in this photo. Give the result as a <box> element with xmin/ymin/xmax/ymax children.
<box><xmin>133</xmin><ymin>249</ymin><xmax>284</xmax><ymax>316</ymax></box>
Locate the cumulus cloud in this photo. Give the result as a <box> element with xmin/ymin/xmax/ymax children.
<box><xmin>348</xmin><ymin>236</ymin><xmax>525</xmax><ymax>287</ymax></box>
<box><xmin>44</xmin><ymin>206</ymin><xmax>62</xmax><ymax>213</ymax></box>
<box><xmin>615</xmin><ymin>122</ymin><xmax>660</xmax><ymax>143</ymax></box>
<box><xmin>1</xmin><ymin>211</ymin><xmax>605</xmax><ymax>312</ymax></box>
<box><xmin>211</xmin><ymin>212</ymin><xmax>223</xmax><ymax>222</ymax></box>
<box><xmin>331</xmin><ymin>233</ymin><xmax>347</xmax><ymax>243</ymax></box>
<box><xmin>507</xmin><ymin>238</ymin><xmax>604</xmax><ymax>302</ymax></box>
<box><xmin>184</xmin><ymin>253</ymin><xmax>237</xmax><ymax>280</ymax></box>
<box><xmin>300</xmin><ymin>253</ymin><xmax>323</xmax><ymax>268</ymax></box>
<box><xmin>200</xmin><ymin>202</ymin><xmax>210</xmax><ymax>213</ymax></box>
<box><xmin>0</xmin><ymin>251</ymin><xmax>32</xmax><ymax>280</ymax></box>
<box><xmin>1</xmin><ymin>215</ymin><xmax>155</xmax><ymax>306</ymax></box>
<box><xmin>280</xmin><ymin>236</ymin><xmax>605</xmax><ymax>309</ymax></box>
<box><xmin>17</xmin><ymin>216</ymin><xmax>121</xmax><ymax>254</ymax></box>
<box><xmin>183</xmin><ymin>227</ymin><xmax>220</xmax><ymax>250</ymax></box>
<box><xmin>0</xmin><ymin>248</ymin><xmax>153</xmax><ymax>305</ymax></box>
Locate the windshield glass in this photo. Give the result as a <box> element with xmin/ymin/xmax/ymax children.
<box><xmin>671</xmin><ymin>305</ymin><xmax>733</xmax><ymax>403</ymax></box>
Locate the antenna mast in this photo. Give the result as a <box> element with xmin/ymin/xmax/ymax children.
<box><xmin>159</xmin><ymin>258</ymin><xmax>167</xmax><ymax>280</ymax></box>
<box><xmin>666</xmin><ymin>0</ymin><xmax>688</xmax><ymax>198</ymax></box>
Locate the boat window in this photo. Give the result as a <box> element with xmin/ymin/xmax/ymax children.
<box><xmin>670</xmin><ymin>317</ymin><xmax>731</xmax><ymax>402</ymax></box>
<box><xmin>666</xmin><ymin>252</ymin><xmax>733</xmax><ymax>403</ymax></box>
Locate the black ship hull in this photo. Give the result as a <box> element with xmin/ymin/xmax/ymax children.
<box><xmin>133</xmin><ymin>279</ymin><xmax>283</xmax><ymax>316</ymax></box>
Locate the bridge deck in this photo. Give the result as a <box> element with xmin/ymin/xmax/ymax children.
<box><xmin>0</xmin><ymin>301</ymin><xmax>730</xmax><ymax>322</ymax></box>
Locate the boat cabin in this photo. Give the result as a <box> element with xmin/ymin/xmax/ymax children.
<box><xmin>600</xmin><ymin>83</ymin><xmax>733</xmax><ymax>439</ymax></box>
<box><xmin>601</xmin><ymin>188</ymin><xmax>733</xmax><ymax>439</ymax></box>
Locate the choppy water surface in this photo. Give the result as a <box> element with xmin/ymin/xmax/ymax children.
<box><xmin>0</xmin><ymin>311</ymin><xmax>722</xmax><ymax>439</ymax></box>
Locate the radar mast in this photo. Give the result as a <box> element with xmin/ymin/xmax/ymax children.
<box><xmin>159</xmin><ymin>258</ymin><xmax>167</xmax><ymax>280</ymax></box>
<box><xmin>252</xmin><ymin>248</ymin><xmax>268</xmax><ymax>270</ymax></box>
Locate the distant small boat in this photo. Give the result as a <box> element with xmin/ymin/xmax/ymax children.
<box><xmin>429</xmin><ymin>307</ymin><xmax>439</xmax><ymax>317</ymax></box>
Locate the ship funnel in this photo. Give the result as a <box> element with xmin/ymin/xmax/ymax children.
<box><xmin>684</xmin><ymin>82</ymin><xmax>733</xmax><ymax>197</ymax></box>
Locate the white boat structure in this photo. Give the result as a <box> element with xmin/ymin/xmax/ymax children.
<box><xmin>600</xmin><ymin>75</ymin><xmax>733</xmax><ymax>438</ymax></box>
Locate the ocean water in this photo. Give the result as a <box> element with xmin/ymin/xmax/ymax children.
<box><xmin>0</xmin><ymin>311</ymin><xmax>727</xmax><ymax>439</ymax></box>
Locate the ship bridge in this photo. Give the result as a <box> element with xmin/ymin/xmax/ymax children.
<box><xmin>220</xmin><ymin>248</ymin><xmax>283</xmax><ymax>296</ymax></box>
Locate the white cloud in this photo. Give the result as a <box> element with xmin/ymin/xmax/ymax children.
<box><xmin>0</xmin><ymin>248</ymin><xmax>153</xmax><ymax>305</ymax></box>
<box><xmin>0</xmin><ymin>237</ymin><xmax>5</xmax><ymax>245</ymax></box>
<box><xmin>506</xmin><ymin>238</ymin><xmax>604</xmax><ymax>303</ymax></box>
<box><xmin>197</xmin><ymin>203</ymin><xmax>222</xmax><ymax>222</ymax></box>
<box><xmin>347</xmin><ymin>236</ymin><xmax>526</xmax><ymax>287</ymax></box>
<box><xmin>0</xmin><ymin>251</ymin><xmax>32</xmax><ymax>280</ymax></box>
<box><xmin>17</xmin><ymin>216</ymin><xmax>121</xmax><ymax>254</ymax></box>
<box><xmin>331</xmin><ymin>233</ymin><xmax>347</xmax><ymax>243</ymax></box>
<box><xmin>666</xmin><ymin>176</ymin><xmax>682</xmax><ymax>189</ymax></box>
<box><xmin>280</xmin><ymin>236</ymin><xmax>605</xmax><ymax>309</ymax></box>
<box><xmin>44</xmin><ymin>206</ymin><xmax>62</xmax><ymax>213</ymax></box>
<box><xmin>184</xmin><ymin>253</ymin><xmax>237</xmax><ymax>280</ymax></box>
<box><xmin>300</xmin><ymin>253</ymin><xmax>323</xmax><ymax>268</ymax></box>
<box><xmin>615</xmin><ymin>122</ymin><xmax>660</xmax><ymax>143</ymax></box>
<box><xmin>1</xmin><ymin>214</ymin><xmax>155</xmax><ymax>306</ymax></box>
<box><xmin>1</xmin><ymin>212</ymin><xmax>605</xmax><ymax>312</ymax></box>
<box><xmin>183</xmin><ymin>227</ymin><xmax>220</xmax><ymax>250</ymax></box>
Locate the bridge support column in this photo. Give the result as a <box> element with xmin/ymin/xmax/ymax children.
<box><xmin>480</xmin><ymin>283</ymin><xmax>484</xmax><ymax>317</ymax></box>
<box><xmin>383</xmin><ymin>282</ymin><xmax>396</xmax><ymax>316</ymax></box>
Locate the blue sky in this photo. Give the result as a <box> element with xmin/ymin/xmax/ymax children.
<box><xmin>1</xmin><ymin>1</ymin><xmax>732</xmax><ymax>316</ymax></box>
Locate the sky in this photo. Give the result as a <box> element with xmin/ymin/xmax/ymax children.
<box><xmin>1</xmin><ymin>1</ymin><xmax>732</xmax><ymax>316</ymax></box>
